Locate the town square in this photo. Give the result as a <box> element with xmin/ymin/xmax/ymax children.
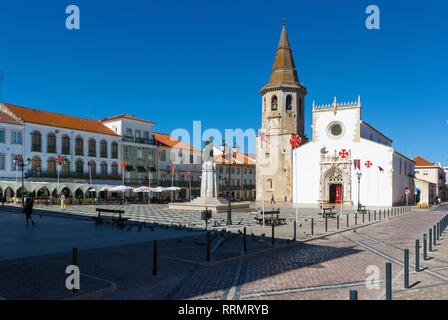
<box><xmin>0</xmin><ymin>0</ymin><xmax>447</xmax><ymax>307</ymax></box>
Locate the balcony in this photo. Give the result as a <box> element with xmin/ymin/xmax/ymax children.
<box><xmin>47</xmin><ymin>146</ymin><xmax>57</xmax><ymax>154</ymax></box>
<box><xmin>28</xmin><ymin>170</ymin><xmax>121</xmax><ymax>180</ymax></box>
<box><xmin>75</xmin><ymin>149</ymin><xmax>84</xmax><ymax>156</ymax></box>
<box><xmin>123</xmin><ymin>136</ymin><xmax>157</xmax><ymax>145</ymax></box>
<box><xmin>31</xmin><ymin>145</ymin><xmax>42</xmax><ymax>152</ymax></box>
<box><xmin>100</xmin><ymin>151</ymin><xmax>108</xmax><ymax>158</ymax></box>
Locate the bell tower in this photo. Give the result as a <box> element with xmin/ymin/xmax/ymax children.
<box><xmin>256</xmin><ymin>20</ymin><xmax>307</xmax><ymax>202</ymax></box>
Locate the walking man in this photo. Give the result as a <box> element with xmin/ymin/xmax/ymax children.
<box><xmin>23</xmin><ymin>193</ymin><xmax>36</xmax><ymax>226</ymax></box>
<box><xmin>271</xmin><ymin>194</ymin><xmax>276</xmax><ymax>205</ymax></box>
<box><xmin>60</xmin><ymin>192</ymin><xmax>66</xmax><ymax>211</ymax></box>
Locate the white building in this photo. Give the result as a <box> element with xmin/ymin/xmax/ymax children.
<box><xmin>0</xmin><ymin>102</ymin><xmax>123</xmax><ymax>198</ymax></box>
<box><xmin>293</xmin><ymin>97</ymin><xmax>415</xmax><ymax>208</ymax></box>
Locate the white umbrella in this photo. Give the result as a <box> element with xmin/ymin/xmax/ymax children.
<box><xmin>133</xmin><ymin>186</ymin><xmax>153</xmax><ymax>193</ymax></box>
<box><xmin>163</xmin><ymin>187</ymin><xmax>181</xmax><ymax>192</ymax></box>
<box><xmin>109</xmin><ymin>185</ymin><xmax>134</xmax><ymax>192</ymax></box>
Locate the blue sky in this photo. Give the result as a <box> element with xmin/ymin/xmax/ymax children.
<box><xmin>0</xmin><ymin>0</ymin><xmax>447</xmax><ymax>163</ymax></box>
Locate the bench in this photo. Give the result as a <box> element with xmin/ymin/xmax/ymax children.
<box><xmin>93</xmin><ymin>208</ymin><xmax>127</xmax><ymax>226</ymax></box>
<box><xmin>320</xmin><ymin>204</ymin><xmax>337</xmax><ymax>217</ymax></box>
<box><xmin>254</xmin><ymin>209</ymin><xmax>287</xmax><ymax>226</ymax></box>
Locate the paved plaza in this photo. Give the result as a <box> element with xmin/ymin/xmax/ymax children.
<box><xmin>0</xmin><ymin>203</ymin><xmax>447</xmax><ymax>299</ymax></box>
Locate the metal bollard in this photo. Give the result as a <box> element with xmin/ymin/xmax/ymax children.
<box><xmin>272</xmin><ymin>223</ymin><xmax>275</xmax><ymax>246</ymax></box>
<box><xmin>433</xmin><ymin>225</ymin><xmax>436</xmax><ymax>246</ymax></box>
<box><xmin>423</xmin><ymin>234</ymin><xmax>427</xmax><ymax>260</ymax></box>
<box><xmin>337</xmin><ymin>216</ymin><xmax>340</xmax><ymax>230</ymax></box>
<box><xmin>350</xmin><ymin>290</ymin><xmax>358</xmax><ymax>300</ymax></box>
<box><xmin>311</xmin><ymin>218</ymin><xmax>314</xmax><ymax>235</ymax></box>
<box><xmin>362</xmin><ymin>212</ymin><xmax>365</xmax><ymax>224</ymax></box>
<box><xmin>153</xmin><ymin>240</ymin><xmax>158</xmax><ymax>276</ymax></box>
<box><xmin>293</xmin><ymin>221</ymin><xmax>296</xmax><ymax>242</ymax></box>
<box><xmin>206</xmin><ymin>232</ymin><xmax>211</xmax><ymax>261</ymax></box>
<box><xmin>404</xmin><ymin>249</ymin><xmax>409</xmax><ymax>289</ymax></box>
<box><xmin>386</xmin><ymin>262</ymin><xmax>392</xmax><ymax>300</ymax></box>
<box><xmin>325</xmin><ymin>216</ymin><xmax>328</xmax><ymax>232</ymax></box>
<box><xmin>243</xmin><ymin>227</ymin><xmax>247</xmax><ymax>253</ymax></box>
<box><xmin>379</xmin><ymin>210</ymin><xmax>381</xmax><ymax>221</ymax></box>
<box><xmin>429</xmin><ymin>229</ymin><xmax>432</xmax><ymax>252</ymax></box>
<box><xmin>415</xmin><ymin>240</ymin><xmax>420</xmax><ymax>272</ymax></box>
<box><xmin>374</xmin><ymin>210</ymin><xmax>376</xmax><ymax>221</ymax></box>
<box><xmin>368</xmin><ymin>210</ymin><xmax>371</xmax><ymax>222</ymax></box>
<box><xmin>437</xmin><ymin>223</ymin><xmax>440</xmax><ymax>241</ymax></box>
<box><xmin>354</xmin><ymin>212</ymin><xmax>357</xmax><ymax>226</ymax></box>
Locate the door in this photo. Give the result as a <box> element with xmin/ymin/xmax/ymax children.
<box><xmin>329</xmin><ymin>184</ymin><xmax>342</xmax><ymax>204</ymax></box>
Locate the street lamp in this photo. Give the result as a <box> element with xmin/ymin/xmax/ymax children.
<box><xmin>357</xmin><ymin>172</ymin><xmax>363</xmax><ymax>211</ymax></box>
<box><xmin>221</xmin><ymin>138</ymin><xmax>239</xmax><ymax>225</ymax></box>
<box><xmin>13</xmin><ymin>155</ymin><xmax>32</xmax><ymax>205</ymax></box>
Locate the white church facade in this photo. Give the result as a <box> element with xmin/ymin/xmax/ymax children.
<box><xmin>292</xmin><ymin>97</ymin><xmax>415</xmax><ymax>208</ymax></box>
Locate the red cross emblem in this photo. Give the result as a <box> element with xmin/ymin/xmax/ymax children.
<box><xmin>365</xmin><ymin>161</ymin><xmax>373</xmax><ymax>168</ymax></box>
<box><xmin>289</xmin><ymin>135</ymin><xmax>302</xmax><ymax>148</ymax></box>
<box><xmin>171</xmin><ymin>165</ymin><xmax>175</xmax><ymax>171</ymax></box>
<box><xmin>187</xmin><ymin>171</ymin><xmax>191</xmax><ymax>177</ymax></box>
<box><xmin>339</xmin><ymin>149</ymin><xmax>349</xmax><ymax>159</ymax></box>
<box><xmin>56</xmin><ymin>156</ymin><xmax>64</xmax><ymax>165</ymax></box>
<box><xmin>121</xmin><ymin>161</ymin><xmax>127</xmax><ymax>168</ymax></box>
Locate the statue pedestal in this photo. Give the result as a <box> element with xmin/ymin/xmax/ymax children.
<box><xmin>168</xmin><ymin>197</ymin><xmax>251</xmax><ymax>213</ymax></box>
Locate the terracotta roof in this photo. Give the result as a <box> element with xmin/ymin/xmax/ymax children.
<box><xmin>153</xmin><ymin>132</ymin><xmax>201</xmax><ymax>151</ymax></box>
<box><xmin>100</xmin><ymin>114</ymin><xmax>156</xmax><ymax>125</ymax></box>
<box><xmin>3</xmin><ymin>103</ymin><xmax>120</xmax><ymax>136</ymax></box>
<box><xmin>0</xmin><ymin>110</ymin><xmax>22</xmax><ymax>125</ymax></box>
<box><xmin>413</xmin><ymin>156</ymin><xmax>436</xmax><ymax>167</ymax></box>
<box><xmin>214</xmin><ymin>151</ymin><xmax>256</xmax><ymax>165</ymax></box>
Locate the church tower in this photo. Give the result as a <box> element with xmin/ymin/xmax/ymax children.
<box><xmin>256</xmin><ymin>20</ymin><xmax>307</xmax><ymax>202</ymax></box>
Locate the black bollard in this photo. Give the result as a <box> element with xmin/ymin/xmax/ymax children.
<box><xmin>347</xmin><ymin>214</ymin><xmax>349</xmax><ymax>227</ymax></box>
<box><xmin>415</xmin><ymin>240</ymin><xmax>420</xmax><ymax>272</ymax></box>
<box><xmin>423</xmin><ymin>234</ymin><xmax>427</xmax><ymax>260</ymax></box>
<box><xmin>355</xmin><ymin>212</ymin><xmax>357</xmax><ymax>226</ymax></box>
<box><xmin>349</xmin><ymin>290</ymin><xmax>358</xmax><ymax>300</ymax></box>
<box><xmin>404</xmin><ymin>249</ymin><xmax>409</xmax><ymax>289</ymax></box>
<box><xmin>362</xmin><ymin>212</ymin><xmax>365</xmax><ymax>224</ymax></box>
<box><xmin>153</xmin><ymin>240</ymin><xmax>158</xmax><ymax>276</ymax></box>
<box><xmin>325</xmin><ymin>216</ymin><xmax>328</xmax><ymax>232</ymax></box>
<box><xmin>386</xmin><ymin>262</ymin><xmax>392</xmax><ymax>300</ymax></box>
<box><xmin>243</xmin><ymin>227</ymin><xmax>247</xmax><ymax>253</ymax></box>
<box><xmin>374</xmin><ymin>210</ymin><xmax>376</xmax><ymax>221</ymax></box>
<box><xmin>72</xmin><ymin>248</ymin><xmax>78</xmax><ymax>293</ymax></box>
<box><xmin>311</xmin><ymin>218</ymin><xmax>314</xmax><ymax>235</ymax></box>
<box><xmin>429</xmin><ymin>229</ymin><xmax>432</xmax><ymax>252</ymax></box>
<box><xmin>206</xmin><ymin>232</ymin><xmax>211</xmax><ymax>261</ymax></box>
<box><xmin>437</xmin><ymin>223</ymin><xmax>440</xmax><ymax>241</ymax></box>
<box><xmin>368</xmin><ymin>210</ymin><xmax>371</xmax><ymax>222</ymax></box>
<box><xmin>433</xmin><ymin>225</ymin><xmax>436</xmax><ymax>246</ymax></box>
<box><xmin>337</xmin><ymin>215</ymin><xmax>340</xmax><ymax>230</ymax></box>
<box><xmin>272</xmin><ymin>223</ymin><xmax>275</xmax><ymax>246</ymax></box>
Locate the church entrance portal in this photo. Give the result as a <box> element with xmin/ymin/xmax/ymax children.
<box><xmin>329</xmin><ymin>184</ymin><xmax>342</xmax><ymax>204</ymax></box>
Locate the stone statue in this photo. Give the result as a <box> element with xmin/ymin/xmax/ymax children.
<box><xmin>200</xmin><ymin>138</ymin><xmax>218</xmax><ymax>198</ymax></box>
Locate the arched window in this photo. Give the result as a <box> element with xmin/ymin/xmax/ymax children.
<box><xmin>75</xmin><ymin>159</ymin><xmax>84</xmax><ymax>176</ymax></box>
<box><xmin>32</xmin><ymin>156</ymin><xmax>41</xmax><ymax>173</ymax></box>
<box><xmin>100</xmin><ymin>162</ymin><xmax>108</xmax><ymax>175</ymax></box>
<box><xmin>111</xmin><ymin>142</ymin><xmax>118</xmax><ymax>159</ymax></box>
<box><xmin>111</xmin><ymin>162</ymin><xmax>118</xmax><ymax>176</ymax></box>
<box><xmin>88</xmin><ymin>138</ymin><xmax>96</xmax><ymax>157</ymax></box>
<box><xmin>31</xmin><ymin>131</ymin><xmax>42</xmax><ymax>152</ymax></box>
<box><xmin>88</xmin><ymin>160</ymin><xmax>96</xmax><ymax>176</ymax></box>
<box><xmin>263</xmin><ymin>97</ymin><xmax>266</xmax><ymax>112</ymax></box>
<box><xmin>75</xmin><ymin>136</ymin><xmax>84</xmax><ymax>156</ymax></box>
<box><xmin>47</xmin><ymin>133</ymin><xmax>57</xmax><ymax>153</ymax></box>
<box><xmin>61</xmin><ymin>159</ymin><xmax>70</xmax><ymax>175</ymax></box>
<box><xmin>286</xmin><ymin>95</ymin><xmax>292</xmax><ymax>111</ymax></box>
<box><xmin>100</xmin><ymin>140</ymin><xmax>107</xmax><ymax>158</ymax></box>
<box><xmin>61</xmin><ymin>135</ymin><xmax>70</xmax><ymax>155</ymax></box>
<box><xmin>47</xmin><ymin>158</ymin><xmax>56</xmax><ymax>174</ymax></box>
<box><xmin>271</xmin><ymin>96</ymin><xmax>278</xmax><ymax>111</ymax></box>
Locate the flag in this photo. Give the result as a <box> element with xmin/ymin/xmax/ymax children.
<box><xmin>171</xmin><ymin>165</ymin><xmax>175</xmax><ymax>171</ymax></box>
<box><xmin>257</xmin><ymin>129</ymin><xmax>266</xmax><ymax>142</ymax></box>
<box><xmin>187</xmin><ymin>171</ymin><xmax>191</xmax><ymax>177</ymax></box>
<box><xmin>320</xmin><ymin>147</ymin><xmax>328</xmax><ymax>154</ymax></box>
<box><xmin>353</xmin><ymin>159</ymin><xmax>361</xmax><ymax>170</ymax></box>
<box><xmin>378</xmin><ymin>166</ymin><xmax>384</xmax><ymax>172</ymax></box>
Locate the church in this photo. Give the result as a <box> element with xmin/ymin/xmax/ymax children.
<box><xmin>256</xmin><ymin>22</ymin><xmax>415</xmax><ymax>208</ymax></box>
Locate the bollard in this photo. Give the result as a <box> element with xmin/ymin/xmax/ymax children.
<box><xmin>206</xmin><ymin>232</ymin><xmax>211</xmax><ymax>261</ymax></box>
<box><xmin>153</xmin><ymin>240</ymin><xmax>158</xmax><ymax>276</ymax></box>
<box><xmin>387</xmin><ymin>209</ymin><xmax>389</xmax><ymax>218</ymax></box>
<box><xmin>347</xmin><ymin>214</ymin><xmax>350</xmax><ymax>227</ymax></box>
<box><xmin>325</xmin><ymin>216</ymin><xmax>328</xmax><ymax>233</ymax></box>
<box><xmin>72</xmin><ymin>248</ymin><xmax>78</xmax><ymax>293</ymax></box>
<box><xmin>311</xmin><ymin>218</ymin><xmax>314</xmax><ymax>235</ymax></box>
<box><xmin>293</xmin><ymin>221</ymin><xmax>296</xmax><ymax>242</ymax></box>
<box><xmin>337</xmin><ymin>215</ymin><xmax>340</xmax><ymax>230</ymax></box>
<box><xmin>354</xmin><ymin>212</ymin><xmax>357</xmax><ymax>226</ymax></box>
<box><xmin>437</xmin><ymin>223</ymin><xmax>440</xmax><ymax>241</ymax></box>
<box><xmin>349</xmin><ymin>290</ymin><xmax>358</xmax><ymax>300</ymax></box>
<box><xmin>379</xmin><ymin>210</ymin><xmax>381</xmax><ymax>221</ymax></box>
<box><xmin>272</xmin><ymin>223</ymin><xmax>275</xmax><ymax>246</ymax></box>
<box><xmin>386</xmin><ymin>262</ymin><xmax>392</xmax><ymax>300</ymax></box>
<box><xmin>374</xmin><ymin>210</ymin><xmax>376</xmax><ymax>221</ymax></box>
<box><xmin>362</xmin><ymin>212</ymin><xmax>365</xmax><ymax>224</ymax></box>
<box><xmin>423</xmin><ymin>234</ymin><xmax>427</xmax><ymax>260</ymax></box>
<box><xmin>404</xmin><ymin>249</ymin><xmax>409</xmax><ymax>289</ymax></box>
<box><xmin>243</xmin><ymin>227</ymin><xmax>247</xmax><ymax>253</ymax></box>
<box><xmin>433</xmin><ymin>225</ymin><xmax>436</xmax><ymax>246</ymax></box>
<box><xmin>415</xmin><ymin>240</ymin><xmax>420</xmax><ymax>272</ymax></box>
<box><xmin>429</xmin><ymin>229</ymin><xmax>432</xmax><ymax>252</ymax></box>
<box><xmin>368</xmin><ymin>210</ymin><xmax>371</xmax><ymax>222</ymax></box>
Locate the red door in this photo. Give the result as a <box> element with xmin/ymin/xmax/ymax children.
<box><xmin>335</xmin><ymin>184</ymin><xmax>342</xmax><ymax>204</ymax></box>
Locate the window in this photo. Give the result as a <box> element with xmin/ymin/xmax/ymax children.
<box><xmin>47</xmin><ymin>158</ymin><xmax>56</xmax><ymax>173</ymax></box>
<box><xmin>263</xmin><ymin>97</ymin><xmax>266</xmax><ymax>112</ymax></box>
<box><xmin>0</xmin><ymin>154</ymin><xmax>5</xmax><ymax>170</ymax></box>
<box><xmin>12</xmin><ymin>130</ymin><xmax>22</xmax><ymax>144</ymax></box>
<box><xmin>327</xmin><ymin>122</ymin><xmax>345</xmax><ymax>139</ymax></box>
<box><xmin>159</xmin><ymin>150</ymin><xmax>166</xmax><ymax>162</ymax></box>
<box><xmin>111</xmin><ymin>142</ymin><xmax>118</xmax><ymax>159</ymax></box>
<box><xmin>31</xmin><ymin>156</ymin><xmax>42</xmax><ymax>173</ymax></box>
<box><xmin>137</xmin><ymin>149</ymin><xmax>143</xmax><ymax>159</ymax></box>
<box><xmin>148</xmin><ymin>150</ymin><xmax>154</xmax><ymax>161</ymax></box>
<box><xmin>89</xmin><ymin>161</ymin><xmax>96</xmax><ymax>175</ymax></box>
<box><xmin>265</xmin><ymin>153</ymin><xmax>270</xmax><ymax>159</ymax></box>
<box><xmin>126</xmin><ymin>128</ymin><xmax>132</xmax><ymax>137</ymax></box>
<box><xmin>135</xmin><ymin>130</ymin><xmax>141</xmax><ymax>138</ymax></box>
<box><xmin>100</xmin><ymin>162</ymin><xmax>108</xmax><ymax>175</ymax></box>
<box><xmin>144</xmin><ymin>131</ymin><xmax>149</xmax><ymax>141</ymax></box>
<box><xmin>111</xmin><ymin>162</ymin><xmax>118</xmax><ymax>176</ymax></box>
<box><xmin>31</xmin><ymin>131</ymin><xmax>42</xmax><ymax>152</ymax></box>
<box><xmin>0</xmin><ymin>129</ymin><xmax>4</xmax><ymax>143</ymax></box>
<box><xmin>286</xmin><ymin>95</ymin><xmax>292</xmax><ymax>111</ymax></box>
<box><xmin>219</xmin><ymin>167</ymin><xmax>223</xmax><ymax>174</ymax></box>
<box><xmin>190</xmin><ymin>154</ymin><xmax>194</xmax><ymax>164</ymax></box>
<box><xmin>61</xmin><ymin>159</ymin><xmax>70</xmax><ymax>175</ymax></box>
<box><xmin>75</xmin><ymin>159</ymin><xmax>84</xmax><ymax>175</ymax></box>
<box><xmin>75</xmin><ymin>136</ymin><xmax>84</xmax><ymax>156</ymax></box>
<box><xmin>100</xmin><ymin>140</ymin><xmax>108</xmax><ymax>158</ymax></box>
<box><xmin>125</xmin><ymin>147</ymin><xmax>131</xmax><ymax>158</ymax></box>
<box><xmin>88</xmin><ymin>139</ymin><xmax>96</xmax><ymax>157</ymax></box>
<box><xmin>271</xmin><ymin>96</ymin><xmax>278</xmax><ymax>111</ymax></box>
<box><xmin>47</xmin><ymin>133</ymin><xmax>57</xmax><ymax>153</ymax></box>
<box><xmin>61</xmin><ymin>135</ymin><xmax>70</xmax><ymax>155</ymax></box>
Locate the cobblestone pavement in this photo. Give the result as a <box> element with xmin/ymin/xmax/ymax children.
<box><xmin>1</xmin><ymin>203</ymin><xmax>445</xmax><ymax>299</ymax></box>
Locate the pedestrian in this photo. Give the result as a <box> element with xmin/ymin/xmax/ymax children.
<box><xmin>271</xmin><ymin>194</ymin><xmax>276</xmax><ymax>205</ymax></box>
<box><xmin>23</xmin><ymin>193</ymin><xmax>36</xmax><ymax>226</ymax></box>
<box><xmin>284</xmin><ymin>195</ymin><xmax>287</xmax><ymax>203</ymax></box>
<box><xmin>60</xmin><ymin>192</ymin><xmax>66</xmax><ymax>211</ymax></box>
